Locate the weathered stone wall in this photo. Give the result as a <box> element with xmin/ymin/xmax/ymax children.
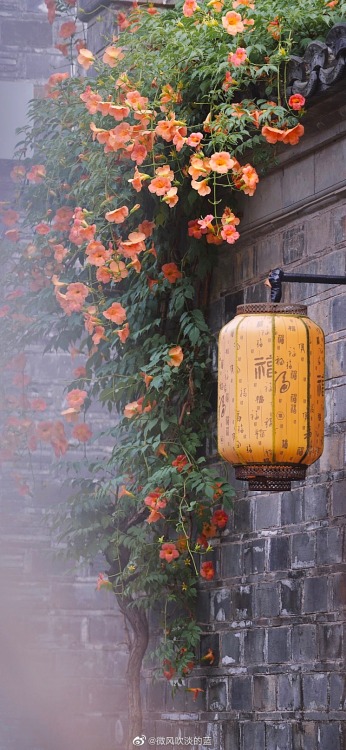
<box><xmin>0</xmin><ymin>4</ymin><xmax>128</xmax><ymax>749</ymax></box>
<box><xmin>76</xmin><ymin>0</ymin><xmax>174</xmax><ymax>51</ymax></box>
<box><xmin>143</xmin><ymin>88</ymin><xmax>346</xmax><ymax>749</ymax></box>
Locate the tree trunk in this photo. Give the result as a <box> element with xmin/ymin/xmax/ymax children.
<box><xmin>116</xmin><ymin>595</ymin><xmax>149</xmax><ymax>750</ymax></box>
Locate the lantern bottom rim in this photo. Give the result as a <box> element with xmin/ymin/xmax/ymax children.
<box><xmin>235</xmin><ymin>464</ymin><xmax>307</xmax><ymax>493</ymax></box>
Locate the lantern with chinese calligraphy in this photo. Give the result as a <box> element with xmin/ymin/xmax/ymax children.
<box><xmin>218</xmin><ymin>303</ymin><xmax>324</xmax><ymax>492</ymax></box>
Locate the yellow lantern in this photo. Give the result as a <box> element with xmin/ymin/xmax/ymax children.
<box><xmin>218</xmin><ymin>303</ymin><xmax>325</xmax><ymax>491</ymax></box>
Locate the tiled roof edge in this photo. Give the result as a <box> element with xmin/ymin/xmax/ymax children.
<box><xmin>287</xmin><ymin>22</ymin><xmax>346</xmax><ymax>99</ymax></box>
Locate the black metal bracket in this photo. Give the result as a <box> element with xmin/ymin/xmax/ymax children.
<box><xmin>268</xmin><ymin>268</ymin><xmax>346</xmax><ymax>303</ymax></box>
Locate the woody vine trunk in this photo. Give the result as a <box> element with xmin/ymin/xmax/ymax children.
<box><xmin>116</xmin><ymin>596</ymin><xmax>149</xmax><ymax>748</ymax></box>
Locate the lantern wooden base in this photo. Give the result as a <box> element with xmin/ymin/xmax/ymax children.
<box><xmin>235</xmin><ymin>464</ymin><xmax>307</xmax><ymax>492</ymax></box>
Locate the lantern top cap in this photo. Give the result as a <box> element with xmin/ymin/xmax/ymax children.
<box><xmin>236</xmin><ymin>303</ymin><xmax>307</xmax><ymax>315</ymax></box>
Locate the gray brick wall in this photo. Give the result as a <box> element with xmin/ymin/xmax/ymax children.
<box><xmin>144</xmin><ymin>90</ymin><xmax>346</xmax><ymax>749</ymax></box>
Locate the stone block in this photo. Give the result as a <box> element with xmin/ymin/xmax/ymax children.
<box><xmin>281</xmin><ymin>489</ymin><xmax>303</xmax><ymax>526</ymax></box>
<box><xmin>212</xmin><ymin>250</ymin><xmax>235</xmax><ymax>299</ymax></box>
<box><xmin>283</xmin><ymin>157</ymin><xmax>314</xmax><ymax>209</ymax></box>
<box><xmin>316</xmin><ymin>527</ymin><xmax>343</xmax><ymax>565</ymax></box>
<box><xmin>233</xmin><ymin>498</ymin><xmax>251</xmax><ymax>533</ymax></box>
<box><xmin>283</xmin><ymin>224</ymin><xmax>305</xmax><ymax>265</ymax></box>
<box><xmin>26</xmin><ymin>0</ymin><xmax>45</xmax><ymax>8</ymax></box>
<box><xmin>292</xmin><ymin>532</ymin><xmax>315</xmax><ymax>569</ymax></box>
<box><xmin>317</xmin><ymin>724</ymin><xmax>341</xmax><ymax>750</ymax></box>
<box><xmin>242</xmin><ymin>722</ymin><xmax>265</xmax><ymax>749</ymax></box>
<box><xmin>307</xmin><ymin>296</ymin><xmax>332</xmax><ymax>335</ymax></box>
<box><xmin>0</xmin><ymin>50</ymin><xmax>24</xmax><ymax>78</ymax></box>
<box><xmin>326</xmin><ymin>386</ymin><xmax>336</xmax><ymax>427</ymax></box>
<box><xmin>208</xmin><ymin>298</ymin><xmax>224</xmax><ymax>334</ymax></box>
<box><xmin>0</xmin><ymin>0</ymin><xmax>23</xmax><ymax>9</ymax></box>
<box><xmin>244</xmin><ymin>628</ymin><xmax>265</xmax><ymax>665</ymax></box>
<box><xmin>268</xmin><ymin>536</ymin><xmax>290</xmax><ymax>571</ymax></box>
<box><xmin>165</xmin><ymin>681</ymin><xmax>188</xmax><ymax>712</ymax></box>
<box><xmin>292</xmin><ymin>722</ymin><xmax>317</xmax><ymax>750</ymax></box>
<box><xmin>278</xmin><ymin>674</ymin><xmax>302</xmax><ymax>711</ymax></box>
<box><xmin>85</xmin><ymin>7</ymin><xmax>117</xmax><ymax>53</ymax></box>
<box><xmin>52</xmin><ymin>581</ymin><xmax>115</xmax><ymax>611</ymax></box>
<box><xmin>334</xmin><ymin>383</ymin><xmax>346</xmax><ymax>422</ymax></box>
<box><xmin>254</xmin><ymin>233</ymin><xmax>282</xmax><ymax>276</ymax></box>
<box><xmin>240</xmin><ymin>169</ymin><xmax>282</xmax><ymax>225</ymax></box>
<box><xmin>325</xmin><ymin>339</ymin><xmax>346</xmax><ymax>380</ymax></box>
<box><xmin>318</xmin><ymin>249</ymin><xmax>346</xmax><ymax>277</ymax></box>
<box><xmin>243</xmin><ymin>539</ymin><xmax>265</xmax><ymax>575</ymax></box>
<box><xmin>27</xmin><ymin>547</ymin><xmax>69</xmax><ymax>576</ymax></box>
<box><xmin>211</xmin><ymin>589</ymin><xmax>232</xmax><ymax>622</ymax></box>
<box><xmin>234</xmin><ymin>244</ymin><xmax>255</xmax><ymax>283</ymax></box>
<box><xmin>230</xmin><ymin>676</ymin><xmax>252</xmax><ymax>711</ymax></box>
<box><xmin>318</xmin><ymin>624</ymin><xmax>343</xmax><ymax>660</ymax></box>
<box><xmin>51</xmin><ymin>615</ymin><xmax>84</xmax><ymax>647</ymax></box>
<box><xmin>332</xmin><ymin>573</ymin><xmax>346</xmax><ymax>609</ymax></box>
<box><xmin>333</xmin><ymin>203</ymin><xmax>346</xmax><ymax>244</ymax></box>
<box><xmin>91</xmin><ymin>648</ymin><xmax>128</xmax><ymax>680</ymax></box>
<box><xmin>254</xmin><ymin>494</ymin><xmax>281</xmax><ymax>530</ymax></box>
<box><xmin>319</xmin><ymin>434</ymin><xmax>345</xmax><ymax>473</ymax></box>
<box><xmin>73</xmin><ymin>714</ymin><xmax>116</xmax><ymax>750</ymax></box>
<box><xmin>303</xmin><ymin>576</ymin><xmax>328</xmax><ymax>613</ymax></box>
<box><xmin>284</xmin><ymin>267</ymin><xmax>319</xmax><ymax>304</ymax></box>
<box><xmin>147</xmin><ymin>680</ymin><xmax>167</xmax><ymax>710</ymax></box>
<box><xmin>0</xmin><ymin>159</ymin><xmax>14</xmax><ymax>200</ymax></box>
<box><xmin>221</xmin><ymin>631</ymin><xmax>241</xmax><ymax>666</ymax></box>
<box><xmin>221</xmin><ymin>543</ymin><xmax>243</xmax><ymax>579</ymax></box>
<box><xmin>232</xmin><ymin>586</ymin><xmax>253</xmax><ymax>621</ymax></box>
<box><xmin>255</xmin><ymin>584</ymin><xmax>280</xmax><ymax>618</ymax></box>
<box><xmin>224</xmin><ymin>290</ymin><xmax>244</xmax><ymax>322</ymax></box>
<box><xmin>208</xmin><ymin>679</ymin><xmax>227</xmax><ymax>711</ymax></box>
<box><xmin>306</xmin><ymin>209</ymin><xmax>332</xmax><ymax>257</ymax></box>
<box><xmin>303</xmin><ymin>674</ymin><xmax>328</xmax><ymax>710</ymax></box>
<box><xmin>332</xmin><ymin>479</ymin><xmax>346</xmax><ymax>517</ymax></box>
<box><xmin>197</xmin><ymin>590</ymin><xmax>211</xmax><ymax>624</ymax></box>
<box><xmin>303</xmin><ymin>485</ymin><xmax>328</xmax><ymax>521</ymax></box>
<box><xmin>280</xmin><ymin>579</ymin><xmax>302</xmax><ymax>616</ymax></box>
<box><xmin>244</xmin><ymin>281</ymin><xmax>269</xmax><ymax>303</ymax></box>
<box><xmin>1</xmin><ymin>19</ymin><xmax>52</xmax><ymax>48</ymax></box>
<box><xmin>253</xmin><ymin>676</ymin><xmax>276</xmax><ymax>711</ymax></box>
<box><xmin>315</xmin><ymin>139</ymin><xmax>346</xmax><ymax>193</ymax></box>
<box><xmin>267</xmin><ymin>626</ymin><xmax>291</xmax><ymax>664</ymax></box>
<box><xmin>222</xmin><ymin>721</ymin><xmax>240</xmax><ymax>749</ymax></box>
<box><xmin>292</xmin><ymin>625</ymin><xmax>317</xmax><ymax>663</ymax></box>
<box><xmin>329</xmin><ymin>673</ymin><xmax>346</xmax><ymax>710</ymax></box>
<box><xmin>25</xmin><ymin>51</ymin><xmax>68</xmax><ymax>79</ymax></box>
<box><xmin>82</xmin><ymin>679</ymin><xmax>128</xmax><ymax>713</ymax></box>
<box><xmin>331</xmin><ymin>294</ymin><xmax>346</xmax><ymax>332</ymax></box>
<box><xmin>266</xmin><ymin>722</ymin><xmax>293</xmax><ymax>750</ymax></box>
<box><xmin>88</xmin><ymin>615</ymin><xmax>122</xmax><ymax>644</ymax></box>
